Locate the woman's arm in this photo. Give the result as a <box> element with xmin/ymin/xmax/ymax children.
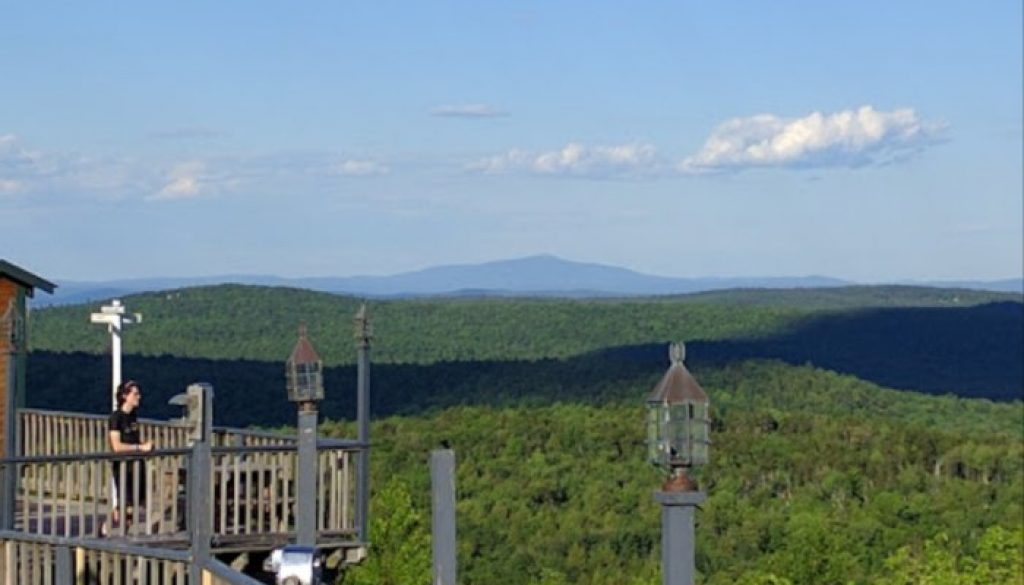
<box><xmin>108</xmin><ymin>430</ymin><xmax>153</xmax><ymax>453</ymax></box>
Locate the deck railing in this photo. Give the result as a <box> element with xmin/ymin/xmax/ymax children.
<box><xmin>13</xmin><ymin>450</ymin><xmax>189</xmax><ymax>540</ymax></box>
<box><xmin>18</xmin><ymin>409</ymin><xmax>294</xmax><ymax>458</ymax></box>
<box><xmin>4</xmin><ymin>407</ymin><xmax>365</xmax><ymax>583</ymax></box>
<box><xmin>6</xmin><ymin>443</ymin><xmax>361</xmax><ymax>545</ymax></box>
<box><xmin>0</xmin><ymin>530</ymin><xmax>265</xmax><ymax>585</ymax></box>
<box><xmin>210</xmin><ymin>444</ymin><xmax>357</xmax><ymax>541</ymax></box>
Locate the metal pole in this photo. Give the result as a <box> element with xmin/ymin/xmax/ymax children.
<box><xmin>654</xmin><ymin>491</ymin><xmax>705</xmax><ymax>585</ymax></box>
<box><xmin>431</xmin><ymin>450</ymin><xmax>458</xmax><ymax>585</ymax></box>
<box><xmin>354</xmin><ymin>305</ymin><xmax>372</xmax><ymax>543</ymax></box>
<box><xmin>110</xmin><ymin>321</ymin><xmax>121</xmax><ymax>411</ymax></box>
<box><xmin>296</xmin><ymin>404</ymin><xmax>318</xmax><ymax>546</ymax></box>
<box><xmin>91</xmin><ymin>300</ymin><xmax>139</xmax><ymax>411</ymax></box>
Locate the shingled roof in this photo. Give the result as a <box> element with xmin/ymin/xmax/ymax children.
<box><xmin>0</xmin><ymin>260</ymin><xmax>56</xmax><ymax>297</ymax></box>
<box><xmin>288</xmin><ymin>325</ymin><xmax>322</xmax><ymax>365</ymax></box>
<box><xmin>646</xmin><ymin>342</ymin><xmax>708</xmax><ymax>404</ymax></box>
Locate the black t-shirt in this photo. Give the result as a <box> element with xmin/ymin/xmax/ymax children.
<box><xmin>108</xmin><ymin>409</ymin><xmax>145</xmax><ymax>504</ymax></box>
<box><xmin>109</xmin><ymin>410</ymin><xmax>141</xmax><ymax>446</ymax></box>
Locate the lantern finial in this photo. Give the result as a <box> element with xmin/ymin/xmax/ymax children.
<box><xmin>670</xmin><ymin>342</ymin><xmax>685</xmax><ymax>364</ymax></box>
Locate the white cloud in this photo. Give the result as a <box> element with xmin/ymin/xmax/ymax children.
<box><xmin>469</xmin><ymin>142</ymin><xmax>659</xmax><ymax>178</ymax></box>
<box><xmin>2</xmin><ymin>134</ymin><xmax>392</xmax><ymax>204</ymax></box>
<box><xmin>149</xmin><ymin>161</ymin><xmax>206</xmax><ymax>201</ymax></box>
<box><xmin>680</xmin><ymin>105</ymin><xmax>941</xmax><ymax>172</ymax></box>
<box><xmin>334</xmin><ymin>159</ymin><xmax>390</xmax><ymax>177</ymax></box>
<box><xmin>2</xmin><ymin>133</ymin><xmax>144</xmax><ymax>198</ymax></box>
<box><xmin>431</xmin><ymin>104</ymin><xmax>508</xmax><ymax>118</ymax></box>
<box><xmin>0</xmin><ymin>134</ymin><xmax>44</xmax><ymax>172</ymax></box>
<box><xmin>0</xmin><ymin>135</ymin><xmax>25</xmax><ymax>193</ymax></box>
<box><xmin>0</xmin><ymin>179</ymin><xmax>21</xmax><ymax>194</ymax></box>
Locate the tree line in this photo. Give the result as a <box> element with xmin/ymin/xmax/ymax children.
<box><xmin>27</xmin><ymin>285</ymin><xmax>1023</xmax><ymax>401</ymax></box>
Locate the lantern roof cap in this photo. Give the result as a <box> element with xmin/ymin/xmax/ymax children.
<box><xmin>646</xmin><ymin>342</ymin><xmax>708</xmax><ymax>404</ymax></box>
<box><xmin>288</xmin><ymin>324</ymin><xmax>322</xmax><ymax>365</ymax></box>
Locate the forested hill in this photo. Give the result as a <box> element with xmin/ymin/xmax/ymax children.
<box><xmin>21</xmin><ymin>284</ymin><xmax>1024</xmax><ymax>584</ymax></box>
<box><xmin>28</xmin><ymin>283</ymin><xmax>1023</xmax><ymax>402</ymax></box>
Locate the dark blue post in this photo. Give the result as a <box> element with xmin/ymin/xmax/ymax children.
<box><xmin>431</xmin><ymin>450</ymin><xmax>457</xmax><ymax>585</ymax></box>
<box><xmin>296</xmin><ymin>405</ymin><xmax>318</xmax><ymax>546</ymax></box>
<box><xmin>186</xmin><ymin>383</ymin><xmax>214</xmax><ymax>585</ymax></box>
<box><xmin>55</xmin><ymin>545</ymin><xmax>73</xmax><ymax>584</ymax></box>
<box><xmin>354</xmin><ymin>305</ymin><xmax>372</xmax><ymax>543</ymax></box>
<box><xmin>654</xmin><ymin>491</ymin><xmax>706</xmax><ymax>585</ymax></box>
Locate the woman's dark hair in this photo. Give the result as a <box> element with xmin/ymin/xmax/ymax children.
<box><xmin>116</xmin><ymin>380</ymin><xmax>139</xmax><ymax>406</ymax></box>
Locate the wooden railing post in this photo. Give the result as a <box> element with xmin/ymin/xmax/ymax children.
<box><xmin>74</xmin><ymin>546</ymin><xmax>85</xmax><ymax>585</ymax></box>
<box><xmin>187</xmin><ymin>383</ymin><xmax>214</xmax><ymax>585</ymax></box>
<box><xmin>3</xmin><ymin>540</ymin><xmax>14</xmax><ymax>585</ymax></box>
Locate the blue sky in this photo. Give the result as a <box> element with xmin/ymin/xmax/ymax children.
<box><xmin>2</xmin><ymin>1</ymin><xmax>1021</xmax><ymax>282</ymax></box>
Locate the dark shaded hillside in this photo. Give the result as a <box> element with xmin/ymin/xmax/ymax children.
<box><xmin>27</xmin><ymin>350</ymin><xmax>657</xmax><ymax>428</ymax></box>
<box><xmin>600</xmin><ymin>301</ymin><xmax>1023</xmax><ymax>401</ymax></box>
<box><xmin>27</xmin><ymin>300</ymin><xmax>1022</xmax><ymax>426</ymax></box>
<box><xmin>669</xmin><ymin>285</ymin><xmax>1021</xmax><ymax>309</ymax></box>
<box><xmin>707</xmin><ymin>301</ymin><xmax>1023</xmax><ymax>400</ymax></box>
<box><xmin>29</xmin><ymin>284</ymin><xmax>1021</xmax><ymax>368</ymax></box>
<box><xmin>27</xmin><ymin>342</ymin><xmax>1021</xmax><ymax>438</ymax></box>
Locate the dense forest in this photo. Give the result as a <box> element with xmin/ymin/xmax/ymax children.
<box><xmin>27</xmin><ymin>284</ymin><xmax>1024</xmax><ymax>400</ymax></box>
<box><xmin>332</xmin><ymin>401</ymin><xmax>1021</xmax><ymax>585</ymax></box>
<box><xmin>22</xmin><ymin>284</ymin><xmax>1024</xmax><ymax>584</ymax></box>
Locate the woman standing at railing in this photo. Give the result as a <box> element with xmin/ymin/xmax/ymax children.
<box><xmin>104</xmin><ymin>380</ymin><xmax>154</xmax><ymax>535</ymax></box>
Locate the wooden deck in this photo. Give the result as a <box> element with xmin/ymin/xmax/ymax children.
<box><xmin>2</xmin><ymin>409</ymin><xmax>368</xmax><ymax>584</ymax></box>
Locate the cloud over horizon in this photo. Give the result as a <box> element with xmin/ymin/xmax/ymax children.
<box><xmin>0</xmin><ymin>179</ymin><xmax>21</xmax><ymax>194</ymax></box>
<box><xmin>333</xmin><ymin>159</ymin><xmax>390</xmax><ymax>176</ymax></box>
<box><xmin>0</xmin><ymin>134</ymin><xmax>44</xmax><ymax>180</ymax></box>
<box><xmin>1</xmin><ymin>133</ymin><xmax>395</xmax><ymax>204</ymax></box>
<box><xmin>150</xmin><ymin>161</ymin><xmax>207</xmax><ymax>201</ymax></box>
<box><xmin>3</xmin><ymin>104</ymin><xmax>944</xmax><ymax>206</ymax></box>
<box><xmin>680</xmin><ymin>106</ymin><xmax>941</xmax><ymax>172</ymax></box>
<box><xmin>1</xmin><ymin>133</ymin><xmax>131</xmax><ymax>197</ymax></box>
<box><xmin>469</xmin><ymin>142</ymin><xmax>659</xmax><ymax>178</ymax></box>
<box><xmin>431</xmin><ymin>104</ymin><xmax>508</xmax><ymax>118</ymax></box>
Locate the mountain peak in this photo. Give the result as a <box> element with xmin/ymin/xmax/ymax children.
<box><xmin>38</xmin><ymin>255</ymin><xmax>1023</xmax><ymax>307</ymax></box>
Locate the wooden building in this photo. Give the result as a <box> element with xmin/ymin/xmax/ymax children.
<box><xmin>0</xmin><ymin>259</ymin><xmax>55</xmax><ymax>457</ymax></box>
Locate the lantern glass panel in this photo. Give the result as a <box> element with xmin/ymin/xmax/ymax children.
<box><xmin>668</xmin><ymin>403</ymin><xmax>691</xmax><ymax>465</ymax></box>
<box><xmin>646</xmin><ymin>402</ymin><xmax>665</xmax><ymax>466</ymax></box>
<box><xmin>691</xmin><ymin>402</ymin><xmax>710</xmax><ymax>465</ymax></box>
<box><xmin>287</xmin><ymin>361</ymin><xmax>324</xmax><ymax>402</ymax></box>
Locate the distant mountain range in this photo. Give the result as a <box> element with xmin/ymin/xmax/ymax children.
<box><xmin>32</xmin><ymin>254</ymin><xmax>1024</xmax><ymax>307</ymax></box>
